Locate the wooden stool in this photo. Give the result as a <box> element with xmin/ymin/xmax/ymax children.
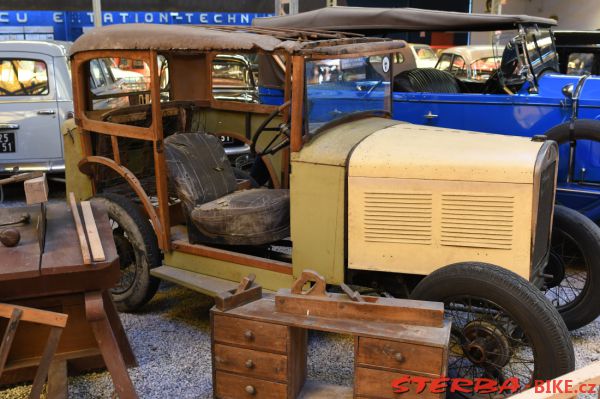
<box><xmin>0</xmin><ymin>303</ymin><xmax>67</xmax><ymax>398</ymax></box>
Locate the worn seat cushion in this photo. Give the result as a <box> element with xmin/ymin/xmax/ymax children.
<box><xmin>164</xmin><ymin>133</ymin><xmax>237</xmax><ymax>215</ymax></box>
<box><xmin>190</xmin><ymin>189</ymin><xmax>290</xmax><ymax>246</ymax></box>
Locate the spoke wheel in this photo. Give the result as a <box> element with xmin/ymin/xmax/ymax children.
<box><xmin>446</xmin><ymin>297</ymin><xmax>535</xmax><ymax>397</ymax></box>
<box><xmin>94</xmin><ymin>193</ymin><xmax>161</xmax><ymax>312</ymax></box>
<box><xmin>543</xmin><ymin>205</ymin><xmax>600</xmax><ymax>330</ymax></box>
<box><xmin>411</xmin><ymin>262</ymin><xmax>574</xmax><ymax>398</ymax></box>
<box><xmin>110</xmin><ymin>221</ymin><xmax>138</xmax><ymax>295</ymax></box>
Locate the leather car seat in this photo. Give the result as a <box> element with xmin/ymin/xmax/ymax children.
<box><xmin>394</xmin><ymin>68</ymin><xmax>462</xmax><ymax>94</ymax></box>
<box><xmin>164</xmin><ymin>133</ymin><xmax>289</xmax><ymax>245</ymax></box>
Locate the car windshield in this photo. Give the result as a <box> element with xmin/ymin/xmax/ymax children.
<box><xmin>305</xmin><ymin>55</ymin><xmax>392</xmax><ymax>134</ymax></box>
<box><xmin>524</xmin><ymin>27</ymin><xmax>559</xmax><ymax>75</ymax></box>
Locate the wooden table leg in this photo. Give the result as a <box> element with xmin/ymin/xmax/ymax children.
<box><xmin>46</xmin><ymin>360</ymin><xmax>68</xmax><ymax>399</ymax></box>
<box><xmin>85</xmin><ymin>291</ymin><xmax>138</xmax><ymax>399</ymax></box>
<box><xmin>102</xmin><ymin>291</ymin><xmax>136</xmax><ymax>367</ymax></box>
<box><xmin>29</xmin><ymin>326</ymin><xmax>63</xmax><ymax>399</ymax></box>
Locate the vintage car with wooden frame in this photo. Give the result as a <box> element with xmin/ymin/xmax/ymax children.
<box><xmin>65</xmin><ymin>23</ymin><xmax>574</xmax><ymax>392</ymax></box>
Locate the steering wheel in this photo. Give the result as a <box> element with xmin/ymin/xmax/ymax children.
<box><xmin>250</xmin><ymin>102</ymin><xmax>291</xmax><ymax>157</ymax></box>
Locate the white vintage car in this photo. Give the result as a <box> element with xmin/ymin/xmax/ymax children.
<box><xmin>0</xmin><ymin>41</ymin><xmax>74</xmax><ymax>174</ymax></box>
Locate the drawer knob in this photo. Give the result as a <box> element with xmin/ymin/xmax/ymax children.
<box><xmin>245</xmin><ymin>359</ymin><xmax>254</xmax><ymax>369</ymax></box>
<box><xmin>244</xmin><ymin>330</ymin><xmax>254</xmax><ymax>340</ymax></box>
<box><xmin>394</xmin><ymin>352</ymin><xmax>404</xmax><ymax>362</ymax></box>
<box><xmin>245</xmin><ymin>385</ymin><xmax>256</xmax><ymax>395</ymax></box>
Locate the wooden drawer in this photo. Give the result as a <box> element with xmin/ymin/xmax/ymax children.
<box><xmin>214</xmin><ymin>343</ymin><xmax>288</xmax><ymax>382</ymax></box>
<box><xmin>357</xmin><ymin>337</ymin><xmax>443</xmax><ymax>375</ymax></box>
<box><xmin>213</xmin><ymin>315</ymin><xmax>288</xmax><ymax>353</ymax></box>
<box><xmin>355</xmin><ymin>367</ymin><xmax>440</xmax><ymax>399</ymax></box>
<box><xmin>215</xmin><ymin>370</ymin><xmax>287</xmax><ymax>399</ymax></box>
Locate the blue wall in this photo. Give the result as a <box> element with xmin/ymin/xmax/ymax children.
<box><xmin>0</xmin><ymin>11</ymin><xmax>272</xmax><ymax>41</ymax></box>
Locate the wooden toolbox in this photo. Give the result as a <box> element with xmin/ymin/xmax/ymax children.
<box><xmin>211</xmin><ymin>271</ymin><xmax>451</xmax><ymax>399</ymax></box>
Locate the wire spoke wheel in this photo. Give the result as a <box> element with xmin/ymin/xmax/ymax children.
<box><xmin>95</xmin><ymin>193</ymin><xmax>161</xmax><ymax>312</ymax></box>
<box><xmin>445</xmin><ymin>296</ymin><xmax>535</xmax><ymax>398</ymax></box>
<box><xmin>542</xmin><ymin>205</ymin><xmax>600</xmax><ymax>330</ymax></box>
<box><xmin>544</xmin><ymin>229</ymin><xmax>587</xmax><ymax>310</ymax></box>
<box><xmin>411</xmin><ymin>262</ymin><xmax>574</xmax><ymax>399</ymax></box>
<box><xmin>109</xmin><ymin>218</ymin><xmax>139</xmax><ymax>295</ymax></box>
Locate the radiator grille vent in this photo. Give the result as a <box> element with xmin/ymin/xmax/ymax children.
<box><xmin>363</xmin><ymin>192</ymin><xmax>432</xmax><ymax>245</ymax></box>
<box><xmin>441</xmin><ymin>194</ymin><xmax>514</xmax><ymax>250</ymax></box>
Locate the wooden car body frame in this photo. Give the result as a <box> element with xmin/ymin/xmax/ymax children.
<box><xmin>68</xmin><ymin>25</ymin><xmax>404</xmax><ymax>292</ymax></box>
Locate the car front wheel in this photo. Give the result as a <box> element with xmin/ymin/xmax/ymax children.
<box><xmin>411</xmin><ymin>262</ymin><xmax>574</xmax><ymax>397</ymax></box>
<box><xmin>94</xmin><ymin>193</ymin><xmax>161</xmax><ymax>312</ymax></box>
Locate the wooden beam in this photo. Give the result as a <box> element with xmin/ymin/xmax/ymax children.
<box><xmin>69</xmin><ymin>192</ymin><xmax>92</xmax><ymax>265</ymax></box>
<box><xmin>0</xmin><ymin>304</ymin><xmax>67</xmax><ymax>328</ymax></box>
<box><xmin>172</xmin><ymin>240</ymin><xmax>293</xmax><ymax>275</ymax></box>
<box><xmin>81</xmin><ymin>201</ymin><xmax>106</xmax><ymax>262</ymax></box>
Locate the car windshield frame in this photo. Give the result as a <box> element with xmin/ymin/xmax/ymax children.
<box><xmin>522</xmin><ymin>26</ymin><xmax>559</xmax><ymax>78</ymax></box>
<box><xmin>303</xmin><ymin>53</ymin><xmax>393</xmax><ymax>136</ymax></box>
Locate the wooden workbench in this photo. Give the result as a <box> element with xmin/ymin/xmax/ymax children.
<box><xmin>0</xmin><ymin>202</ymin><xmax>137</xmax><ymax>398</ymax></box>
<box><xmin>211</xmin><ymin>294</ymin><xmax>451</xmax><ymax>399</ymax></box>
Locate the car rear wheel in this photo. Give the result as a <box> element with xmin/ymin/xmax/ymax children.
<box><xmin>411</xmin><ymin>262</ymin><xmax>574</xmax><ymax>397</ymax></box>
<box><xmin>544</xmin><ymin>205</ymin><xmax>600</xmax><ymax>330</ymax></box>
<box><xmin>94</xmin><ymin>193</ymin><xmax>161</xmax><ymax>312</ymax></box>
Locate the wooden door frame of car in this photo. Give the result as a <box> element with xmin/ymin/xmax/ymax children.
<box><xmin>71</xmin><ymin>49</ymin><xmax>296</xmax><ymax>254</ymax></box>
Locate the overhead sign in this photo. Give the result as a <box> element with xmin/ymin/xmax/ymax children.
<box><xmin>0</xmin><ymin>11</ymin><xmax>272</xmax><ymax>40</ymax></box>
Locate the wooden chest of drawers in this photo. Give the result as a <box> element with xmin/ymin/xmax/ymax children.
<box><xmin>211</xmin><ymin>295</ymin><xmax>450</xmax><ymax>399</ymax></box>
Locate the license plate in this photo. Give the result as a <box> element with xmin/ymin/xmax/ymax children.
<box><xmin>0</xmin><ymin>133</ymin><xmax>15</xmax><ymax>153</ymax></box>
<box><xmin>219</xmin><ymin>135</ymin><xmax>234</xmax><ymax>144</ymax></box>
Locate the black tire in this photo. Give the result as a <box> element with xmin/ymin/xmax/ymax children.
<box><xmin>545</xmin><ymin>205</ymin><xmax>600</xmax><ymax>330</ymax></box>
<box><xmin>94</xmin><ymin>193</ymin><xmax>161</xmax><ymax>312</ymax></box>
<box><xmin>411</xmin><ymin>262</ymin><xmax>574</xmax><ymax>393</ymax></box>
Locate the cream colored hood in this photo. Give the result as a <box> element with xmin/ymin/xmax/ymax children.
<box><xmin>349</xmin><ymin>123</ymin><xmax>545</xmax><ymax>184</ymax></box>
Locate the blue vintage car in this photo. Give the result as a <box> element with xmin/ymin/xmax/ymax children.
<box><xmin>255</xmin><ymin>7</ymin><xmax>600</xmax><ymax>224</ymax></box>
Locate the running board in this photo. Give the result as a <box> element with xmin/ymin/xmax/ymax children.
<box><xmin>151</xmin><ymin>266</ymin><xmax>273</xmax><ymax>297</ymax></box>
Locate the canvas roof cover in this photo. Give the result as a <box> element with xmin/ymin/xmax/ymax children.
<box><xmin>253</xmin><ymin>6</ymin><xmax>557</xmax><ymax>33</ymax></box>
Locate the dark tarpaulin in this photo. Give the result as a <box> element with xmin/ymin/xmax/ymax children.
<box><xmin>253</xmin><ymin>6</ymin><xmax>557</xmax><ymax>33</ymax></box>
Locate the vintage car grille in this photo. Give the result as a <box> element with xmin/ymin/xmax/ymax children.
<box><xmin>531</xmin><ymin>160</ymin><xmax>556</xmax><ymax>269</ymax></box>
<box><xmin>363</xmin><ymin>192</ymin><xmax>433</xmax><ymax>245</ymax></box>
<box><xmin>440</xmin><ymin>194</ymin><xmax>514</xmax><ymax>250</ymax></box>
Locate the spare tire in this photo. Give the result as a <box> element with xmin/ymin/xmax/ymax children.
<box><xmin>545</xmin><ymin>119</ymin><xmax>600</xmax><ymax>143</ymax></box>
<box><xmin>393</xmin><ymin>68</ymin><xmax>462</xmax><ymax>93</ymax></box>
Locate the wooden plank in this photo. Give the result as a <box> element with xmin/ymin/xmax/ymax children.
<box><xmin>171</xmin><ymin>240</ymin><xmax>293</xmax><ymax>275</ymax></box>
<box><xmin>290</xmin><ymin>55</ymin><xmax>305</xmax><ymax>152</ymax></box>
<box><xmin>151</xmin><ymin>265</ymin><xmax>239</xmax><ymax>296</ymax></box>
<box><xmin>68</xmin><ymin>192</ymin><xmax>92</xmax><ymax>265</ymax></box>
<box><xmin>275</xmin><ymin>290</ymin><xmax>444</xmax><ymax>328</ymax></box>
<box><xmin>216</xmin><ymin>298</ymin><xmax>451</xmax><ymax>348</ymax></box>
<box><xmin>80</xmin><ymin>201</ymin><xmax>106</xmax><ymax>262</ymax></box>
<box><xmin>510</xmin><ymin>360</ymin><xmax>600</xmax><ymax>399</ymax></box>
<box><xmin>0</xmin><ymin>308</ymin><xmax>22</xmax><ymax>375</ymax></box>
<box><xmin>24</xmin><ymin>175</ymin><xmax>48</xmax><ymax>205</ymax></box>
<box><xmin>0</xmin><ymin>303</ymin><xmax>68</xmax><ymax>328</ymax></box>
<box><xmin>0</xmin><ymin>172</ymin><xmax>43</xmax><ymax>186</ymax></box>
<box><xmin>46</xmin><ymin>361</ymin><xmax>68</xmax><ymax>399</ymax></box>
<box><xmin>30</xmin><ymin>327</ymin><xmax>64</xmax><ymax>399</ymax></box>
